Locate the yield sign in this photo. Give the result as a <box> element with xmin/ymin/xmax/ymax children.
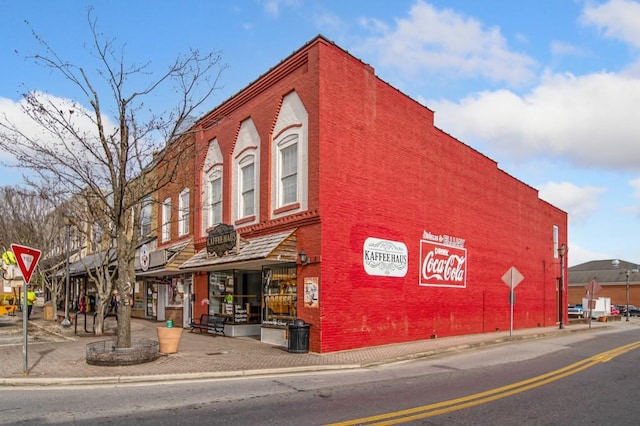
<box><xmin>10</xmin><ymin>244</ymin><xmax>42</xmax><ymax>284</ymax></box>
<box><xmin>502</xmin><ymin>266</ymin><xmax>524</xmax><ymax>289</ymax></box>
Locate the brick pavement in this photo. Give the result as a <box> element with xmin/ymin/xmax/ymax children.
<box><xmin>1</xmin><ymin>306</ymin><xmax>634</xmax><ymax>387</ymax></box>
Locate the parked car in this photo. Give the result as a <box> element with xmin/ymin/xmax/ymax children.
<box><xmin>610</xmin><ymin>305</ymin><xmax>620</xmax><ymax>315</ymax></box>
<box><xmin>568</xmin><ymin>305</ymin><xmax>586</xmax><ymax>318</ymax></box>
<box><xmin>619</xmin><ymin>305</ymin><xmax>638</xmax><ymax>316</ymax></box>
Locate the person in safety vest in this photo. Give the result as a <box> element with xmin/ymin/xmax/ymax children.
<box><xmin>2</xmin><ymin>250</ymin><xmax>17</xmax><ymax>265</ymax></box>
<box><xmin>27</xmin><ymin>289</ymin><xmax>37</xmax><ymax>319</ymax></box>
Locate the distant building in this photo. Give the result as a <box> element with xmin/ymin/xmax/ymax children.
<box><xmin>568</xmin><ymin>259</ymin><xmax>640</xmax><ymax>307</ymax></box>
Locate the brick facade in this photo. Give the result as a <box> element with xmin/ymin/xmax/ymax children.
<box><xmin>152</xmin><ymin>36</ymin><xmax>567</xmax><ymax>353</ymax></box>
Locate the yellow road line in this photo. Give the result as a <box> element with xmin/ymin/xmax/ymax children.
<box><xmin>327</xmin><ymin>341</ymin><xmax>640</xmax><ymax>426</ymax></box>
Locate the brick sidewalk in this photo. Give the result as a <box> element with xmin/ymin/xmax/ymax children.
<box><xmin>1</xmin><ymin>307</ymin><xmax>632</xmax><ymax>387</ymax></box>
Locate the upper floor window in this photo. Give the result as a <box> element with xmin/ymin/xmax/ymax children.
<box><xmin>240</xmin><ymin>158</ymin><xmax>255</xmax><ymax>217</ymax></box>
<box><xmin>232</xmin><ymin>119</ymin><xmax>260</xmax><ymax>225</ymax></box>
<box><xmin>140</xmin><ymin>196</ymin><xmax>152</xmax><ymax>237</ymax></box>
<box><xmin>91</xmin><ymin>223</ymin><xmax>103</xmax><ymax>252</ymax></box>
<box><xmin>162</xmin><ymin>198</ymin><xmax>171</xmax><ymax>242</ymax></box>
<box><xmin>178</xmin><ymin>189</ymin><xmax>190</xmax><ymax>236</ymax></box>
<box><xmin>553</xmin><ymin>224</ymin><xmax>559</xmax><ymax>258</ymax></box>
<box><xmin>209</xmin><ymin>176</ymin><xmax>222</xmax><ymax>226</ymax></box>
<box><xmin>279</xmin><ymin>135</ymin><xmax>298</xmax><ymax>206</ymax></box>
<box><xmin>202</xmin><ymin>138</ymin><xmax>224</xmax><ymax>235</ymax></box>
<box><xmin>270</xmin><ymin>91</ymin><xmax>308</xmax><ymax>218</ymax></box>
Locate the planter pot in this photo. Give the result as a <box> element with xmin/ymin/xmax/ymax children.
<box><xmin>157</xmin><ymin>326</ymin><xmax>183</xmax><ymax>354</ymax></box>
<box><xmin>598</xmin><ymin>316</ymin><xmax>608</xmax><ymax>322</ymax></box>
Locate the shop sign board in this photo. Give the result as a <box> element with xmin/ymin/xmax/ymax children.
<box><xmin>363</xmin><ymin>237</ymin><xmax>408</xmax><ymax>277</ymax></box>
<box><xmin>206</xmin><ymin>224</ymin><xmax>237</xmax><ymax>257</ymax></box>
<box><xmin>419</xmin><ymin>237</ymin><xmax>467</xmax><ymax>288</ymax></box>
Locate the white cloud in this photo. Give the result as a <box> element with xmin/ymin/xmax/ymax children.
<box><xmin>537</xmin><ymin>181</ymin><xmax>606</xmax><ymax>219</ymax></box>
<box><xmin>260</xmin><ymin>0</ymin><xmax>300</xmax><ymax>19</ymax></box>
<box><xmin>354</xmin><ymin>0</ymin><xmax>536</xmax><ymax>86</ymax></box>
<box><xmin>431</xmin><ymin>71</ymin><xmax>640</xmax><ymax>171</ymax></box>
<box><xmin>580</xmin><ymin>0</ymin><xmax>640</xmax><ymax>49</ymax></box>
<box><xmin>631</xmin><ymin>177</ymin><xmax>640</xmax><ymax>198</ymax></box>
<box><xmin>565</xmin><ymin>243</ymin><xmax>609</xmax><ymax>267</ymax></box>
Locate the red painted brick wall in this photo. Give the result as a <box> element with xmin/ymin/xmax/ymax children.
<box><xmin>188</xmin><ymin>37</ymin><xmax>567</xmax><ymax>353</ymax></box>
<box><xmin>313</xmin><ymin>40</ymin><xmax>567</xmax><ymax>351</ymax></box>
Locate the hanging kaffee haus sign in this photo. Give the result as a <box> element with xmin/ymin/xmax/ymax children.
<box><xmin>206</xmin><ymin>224</ymin><xmax>237</xmax><ymax>257</ymax></box>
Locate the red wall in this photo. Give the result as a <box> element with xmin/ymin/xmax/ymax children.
<box><xmin>314</xmin><ymin>40</ymin><xmax>567</xmax><ymax>351</ymax></box>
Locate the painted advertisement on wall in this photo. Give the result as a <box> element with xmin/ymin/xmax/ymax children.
<box><xmin>420</xmin><ymin>231</ymin><xmax>467</xmax><ymax>288</ymax></box>
<box><xmin>363</xmin><ymin>237</ymin><xmax>408</xmax><ymax>277</ymax></box>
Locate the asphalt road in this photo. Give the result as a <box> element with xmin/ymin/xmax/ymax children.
<box><xmin>1</xmin><ymin>326</ymin><xmax>639</xmax><ymax>425</ymax></box>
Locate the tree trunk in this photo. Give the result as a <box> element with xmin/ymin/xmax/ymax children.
<box><xmin>93</xmin><ymin>298</ymin><xmax>109</xmax><ymax>336</ymax></box>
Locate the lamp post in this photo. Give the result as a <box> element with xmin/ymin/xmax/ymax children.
<box><xmin>612</xmin><ymin>259</ymin><xmax>638</xmax><ymax>322</ymax></box>
<box><xmin>558</xmin><ymin>244</ymin><xmax>567</xmax><ymax>329</ymax></box>
<box><xmin>61</xmin><ymin>215</ymin><xmax>71</xmax><ymax>328</ymax></box>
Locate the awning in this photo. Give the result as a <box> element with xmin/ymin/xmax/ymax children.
<box><xmin>67</xmin><ymin>249</ymin><xmax>117</xmax><ymax>277</ymax></box>
<box><xmin>179</xmin><ymin>229</ymin><xmax>297</xmax><ymax>272</ymax></box>
<box><xmin>136</xmin><ymin>240</ymin><xmax>195</xmax><ymax>277</ymax></box>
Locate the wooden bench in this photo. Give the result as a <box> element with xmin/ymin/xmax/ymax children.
<box><xmin>189</xmin><ymin>314</ymin><xmax>226</xmax><ymax>336</ymax></box>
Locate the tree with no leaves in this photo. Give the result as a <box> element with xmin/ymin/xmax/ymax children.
<box><xmin>0</xmin><ymin>10</ymin><xmax>226</xmax><ymax>348</ymax></box>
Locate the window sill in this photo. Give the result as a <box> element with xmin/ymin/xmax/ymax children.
<box><xmin>273</xmin><ymin>203</ymin><xmax>300</xmax><ymax>215</ymax></box>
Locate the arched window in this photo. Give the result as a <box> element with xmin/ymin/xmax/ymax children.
<box><xmin>271</xmin><ymin>92</ymin><xmax>308</xmax><ymax>217</ymax></box>
<box><xmin>232</xmin><ymin>119</ymin><xmax>260</xmax><ymax>225</ymax></box>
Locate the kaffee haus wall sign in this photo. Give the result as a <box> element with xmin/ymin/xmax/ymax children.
<box><xmin>206</xmin><ymin>224</ymin><xmax>237</xmax><ymax>257</ymax></box>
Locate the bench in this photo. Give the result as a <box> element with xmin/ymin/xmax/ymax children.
<box><xmin>189</xmin><ymin>314</ymin><xmax>226</xmax><ymax>336</ymax></box>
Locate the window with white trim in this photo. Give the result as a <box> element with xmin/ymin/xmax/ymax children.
<box><xmin>240</xmin><ymin>158</ymin><xmax>255</xmax><ymax>218</ymax></box>
<box><xmin>162</xmin><ymin>198</ymin><xmax>171</xmax><ymax>242</ymax></box>
<box><xmin>553</xmin><ymin>225</ymin><xmax>559</xmax><ymax>258</ymax></box>
<box><xmin>178</xmin><ymin>188</ymin><xmax>190</xmax><ymax>236</ymax></box>
<box><xmin>231</xmin><ymin>119</ymin><xmax>260</xmax><ymax>225</ymax></box>
<box><xmin>140</xmin><ymin>196</ymin><xmax>152</xmax><ymax>237</ymax></box>
<box><xmin>209</xmin><ymin>176</ymin><xmax>222</xmax><ymax>226</ymax></box>
<box><xmin>279</xmin><ymin>135</ymin><xmax>298</xmax><ymax>206</ymax></box>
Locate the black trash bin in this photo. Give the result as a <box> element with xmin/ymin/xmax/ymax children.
<box><xmin>288</xmin><ymin>319</ymin><xmax>311</xmax><ymax>353</ymax></box>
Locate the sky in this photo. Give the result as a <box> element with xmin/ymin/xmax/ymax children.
<box><xmin>1</xmin><ymin>0</ymin><xmax>639</xmax><ymax>267</ymax></box>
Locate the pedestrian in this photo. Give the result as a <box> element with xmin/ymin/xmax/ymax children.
<box><xmin>27</xmin><ymin>289</ymin><xmax>37</xmax><ymax>319</ymax></box>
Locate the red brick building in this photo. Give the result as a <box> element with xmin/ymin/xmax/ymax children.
<box><xmin>143</xmin><ymin>36</ymin><xmax>567</xmax><ymax>353</ymax></box>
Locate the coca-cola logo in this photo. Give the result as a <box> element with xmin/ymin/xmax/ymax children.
<box><xmin>420</xmin><ymin>241</ymin><xmax>467</xmax><ymax>287</ymax></box>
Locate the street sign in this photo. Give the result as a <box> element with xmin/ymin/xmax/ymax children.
<box><xmin>502</xmin><ymin>266</ymin><xmax>524</xmax><ymax>289</ymax></box>
<box><xmin>585</xmin><ymin>279</ymin><xmax>601</xmax><ymax>295</ymax></box>
<box><xmin>10</xmin><ymin>244</ymin><xmax>42</xmax><ymax>284</ymax></box>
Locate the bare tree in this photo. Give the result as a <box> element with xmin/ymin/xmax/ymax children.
<box><xmin>0</xmin><ymin>187</ymin><xmax>64</xmax><ymax>315</ymax></box>
<box><xmin>0</xmin><ymin>10</ymin><xmax>225</xmax><ymax>347</ymax></box>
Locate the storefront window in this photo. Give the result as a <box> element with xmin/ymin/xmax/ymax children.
<box><xmin>167</xmin><ymin>278</ymin><xmax>184</xmax><ymax>307</ymax></box>
<box><xmin>262</xmin><ymin>265</ymin><xmax>297</xmax><ymax>327</ymax></box>
<box><xmin>208</xmin><ymin>271</ymin><xmax>261</xmax><ymax>324</ymax></box>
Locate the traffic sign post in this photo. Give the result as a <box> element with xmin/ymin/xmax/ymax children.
<box><xmin>10</xmin><ymin>244</ymin><xmax>42</xmax><ymax>376</ymax></box>
<box><xmin>502</xmin><ymin>266</ymin><xmax>524</xmax><ymax>337</ymax></box>
<box><xmin>585</xmin><ymin>279</ymin><xmax>601</xmax><ymax>329</ymax></box>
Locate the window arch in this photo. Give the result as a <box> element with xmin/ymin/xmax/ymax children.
<box><xmin>202</xmin><ymin>138</ymin><xmax>224</xmax><ymax>235</ymax></box>
<box><xmin>271</xmin><ymin>91</ymin><xmax>308</xmax><ymax>217</ymax></box>
<box><xmin>232</xmin><ymin>119</ymin><xmax>260</xmax><ymax>225</ymax></box>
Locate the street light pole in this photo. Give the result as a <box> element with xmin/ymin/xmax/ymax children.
<box><xmin>61</xmin><ymin>215</ymin><xmax>71</xmax><ymax>328</ymax></box>
<box><xmin>558</xmin><ymin>244</ymin><xmax>567</xmax><ymax>329</ymax></box>
<box><xmin>625</xmin><ymin>270</ymin><xmax>630</xmax><ymax>322</ymax></box>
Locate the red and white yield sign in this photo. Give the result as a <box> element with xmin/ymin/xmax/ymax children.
<box><xmin>10</xmin><ymin>244</ymin><xmax>42</xmax><ymax>284</ymax></box>
<box><xmin>502</xmin><ymin>266</ymin><xmax>524</xmax><ymax>289</ymax></box>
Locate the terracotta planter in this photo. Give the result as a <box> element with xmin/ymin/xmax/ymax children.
<box><xmin>157</xmin><ymin>326</ymin><xmax>183</xmax><ymax>354</ymax></box>
<box><xmin>598</xmin><ymin>316</ymin><xmax>608</xmax><ymax>322</ymax></box>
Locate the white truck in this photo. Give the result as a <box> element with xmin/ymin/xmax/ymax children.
<box><xmin>582</xmin><ymin>296</ymin><xmax>611</xmax><ymax>319</ymax></box>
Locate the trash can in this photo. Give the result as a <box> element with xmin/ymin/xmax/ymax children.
<box><xmin>43</xmin><ymin>301</ymin><xmax>54</xmax><ymax>321</ymax></box>
<box><xmin>288</xmin><ymin>319</ymin><xmax>311</xmax><ymax>353</ymax></box>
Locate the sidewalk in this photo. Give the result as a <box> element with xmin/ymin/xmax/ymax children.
<box><xmin>0</xmin><ymin>308</ymin><xmax>634</xmax><ymax>387</ymax></box>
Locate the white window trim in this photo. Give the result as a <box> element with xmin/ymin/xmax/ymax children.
<box><xmin>162</xmin><ymin>198</ymin><xmax>171</xmax><ymax>242</ymax></box>
<box><xmin>239</xmin><ymin>155</ymin><xmax>256</xmax><ymax>219</ymax></box>
<box><xmin>208</xmin><ymin>170</ymin><xmax>223</xmax><ymax>229</ymax></box>
<box><xmin>178</xmin><ymin>188</ymin><xmax>190</xmax><ymax>236</ymax></box>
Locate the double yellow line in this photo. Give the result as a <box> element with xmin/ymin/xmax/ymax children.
<box><xmin>328</xmin><ymin>341</ymin><xmax>640</xmax><ymax>426</ymax></box>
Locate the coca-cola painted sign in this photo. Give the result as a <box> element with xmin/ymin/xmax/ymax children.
<box><xmin>420</xmin><ymin>240</ymin><xmax>467</xmax><ymax>288</ymax></box>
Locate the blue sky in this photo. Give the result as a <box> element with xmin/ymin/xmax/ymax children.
<box><xmin>1</xmin><ymin>0</ymin><xmax>640</xmax><ymax>267</ymax></box>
